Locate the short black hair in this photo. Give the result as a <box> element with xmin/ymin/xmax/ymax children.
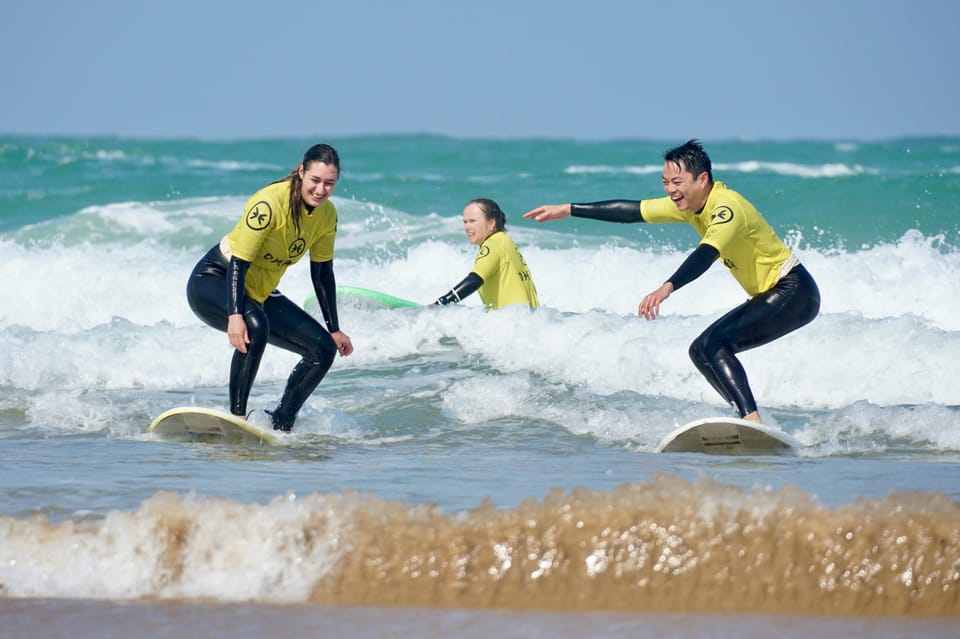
<box><xmin>664</xmin><ymin>139</ymin><xmax>712</xmax><ymax>181</ymax></box>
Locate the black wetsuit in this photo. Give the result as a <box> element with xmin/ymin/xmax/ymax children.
<box><xmin>686</xmin><ymin>262</ymin><xmax>819</xmax><ymax>416</ymax></box>
<box><xmin>572</xmin><ymin>199</ymin><xmax>820</xmax><ymax>417</ymax></box>
<box><xmin>186</xmin><ymin>244</ymin><xmax>338</xmax><ymax>431</ymax></box>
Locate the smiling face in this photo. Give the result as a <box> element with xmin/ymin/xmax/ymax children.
<box><xmin>462</xmin><ymin>202</ymin><xmax>497</xmax><ymax>245</ymax></box>
<box><xmin>299</xmin><ymin>161</ymin><xmax>339</xmax><ymax>208</ymax></box>
<box><xmin>661</xmin><ymin>159</ymin><xmax>711</xmax><ymax>212</ymax></box>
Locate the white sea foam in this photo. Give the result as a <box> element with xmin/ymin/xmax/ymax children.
<box><xmin>564</xmin><ymin>161</ymin><xmax>877</xmax><ymax>178</ymax></box>
<box><xmin>1</xmin><ymin>198</ymin><xmax>957</xmax><ymax>450</ymax></box>
<box><xmin>0</xmin><ymin>492</ymin><xmax>346</xmax><ymax>602</ymax></box>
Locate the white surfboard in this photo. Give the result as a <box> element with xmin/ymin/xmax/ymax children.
<box><xmin>656</xmin><ymin>416</ymin><xmax>801</xmax><ymax>455</ymax></box>
<box><xmin>149</xmin><ymin>407</ymin><xmax>280</xmax><ymax>445</ymax></box>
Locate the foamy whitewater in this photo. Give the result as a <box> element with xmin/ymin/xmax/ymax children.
<box><xmin>1</xmin><ymin>135</ymin><xmax>958</xmax><ymax>636</ymax></box>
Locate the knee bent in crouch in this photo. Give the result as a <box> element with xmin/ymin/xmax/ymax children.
<box><xmin>688</xmin><ymin>329</ymin><xmax>720</xmax><ymax>368</ymax></box>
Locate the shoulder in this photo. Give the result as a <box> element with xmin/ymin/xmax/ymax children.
<box><xmin>708</xmin><ymin>181</ymin><xmax>754</xmax><ymax>209</ymax></box>
<box><xmin>706</xmin><ymin>182</ymin><xmax>754</xmax><ymax>223</ymax></box>
<box><xmin>251</xmin><ymin>179</ymin><xmax>291</xmax><ymax>202</ymax></box>
<box><xmin>481</xmin><ymin>231</ymin><xmax>513</xmax><ymax>251</ymax></box>
<box><xmin>243</xmin><ymin>180</ymin><xmax>290</xmax><ymax>216</ymax></box>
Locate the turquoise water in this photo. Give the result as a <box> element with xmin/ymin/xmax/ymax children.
<box><xmin>1</xmin><ymin>135</ymin><xmax>959</xmax><ymax>634</ymax></box>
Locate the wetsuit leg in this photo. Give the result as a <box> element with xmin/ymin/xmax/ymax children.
<box><xmin>260</xmin><ymin>293</ymin><xmax>338</xmax><ymax>431</ymax></box>
<box><xmin>185</xmin><ymin>245</ymin><xmax>269</xmax><ymax>417</ymax></box>
<box><xmin>688</xmin><ymin>265</ymin><xmax>821</xmax><ymax>417</ymax></box>
<box><xmin>228</xmin><ymin>309</ymin><xmax>269</xmax><ymax>417</ymax></box>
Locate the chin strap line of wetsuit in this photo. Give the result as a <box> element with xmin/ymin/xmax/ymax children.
<box><xmin>436</xmin><ymin>272</ymin><xmax>483</xmax><ymax>305</ymax></box>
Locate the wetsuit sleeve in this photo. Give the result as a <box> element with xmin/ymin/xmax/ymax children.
<box><xmin>666</xmin><ymin>244</ymin><xmax>719</xmax><ymax>291</ymax></box>
<box><xmin>571</xmin><ymin>200</ymin><xmax>645</xmax><ymax>223</ymax></box>
<box><xmin>435</xmin><ymin>272</ymin><xmax>483</xmax><ymax>305</ymax></box>
<box><xmin>228</xmin><ymin>257</ymin><xmax>250</xmax><ymax>315</ymax></box>
<box><xmin>310</xmin><ymin>259</ymin><xmax>340</xmax><ymax>333</ymax></box>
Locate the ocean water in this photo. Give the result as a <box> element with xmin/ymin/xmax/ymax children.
<box><xmin>1</xmin><ymin>135</ymin><xmax>959</xmax><ymax>637</ymax></box>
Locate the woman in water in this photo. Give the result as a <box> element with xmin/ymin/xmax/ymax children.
<box><xmin>433</xmin><ymin>198</ymin><xmax>539</xmax><ymax>309</ymax></box>
<box><xmin>186</xmin><ymin>143</ymin><xmax>353</xmax><ymax>431</ymax></box>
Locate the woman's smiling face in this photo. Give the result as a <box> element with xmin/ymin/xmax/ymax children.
<box><xmin>299</xmin><ymin>161</ymin><xmax>339</xmax><ymax>208</ymax></box>
<box><xmin>462</xmin><ymin>202</ymin><xmax>496</xmax><ymax>245</ymax></box>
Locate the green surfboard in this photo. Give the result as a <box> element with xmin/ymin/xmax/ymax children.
<box><xmin>306</xmin><ymin>286</ymin><xmax>418</xmax><ymax>311</ymax></box>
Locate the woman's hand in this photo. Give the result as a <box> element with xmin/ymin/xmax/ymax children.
<box><xmin>227</xmin><ymin>313</ymin><xmax>250</xmax><ymax>353</ymax></box>
<box><xmin>331</xmin><ymin>330</ymin><xmax>354</xmax><ymax>357</ymax></box>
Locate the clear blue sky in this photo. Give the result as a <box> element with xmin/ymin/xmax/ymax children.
<box><xmin>3</xmin><ymin>0</ymin><xmax>957</xmax><ymax>141</ymax></box>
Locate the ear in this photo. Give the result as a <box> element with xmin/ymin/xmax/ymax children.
<box><xmin>696</xmin><ymin>171</ymin><xmax>710</xmax><ymax>187</ymax></box>
<box><xmin>298</xmin><ymin>163</ymin><xmax>305</xmax><ymax>179</ymax></box>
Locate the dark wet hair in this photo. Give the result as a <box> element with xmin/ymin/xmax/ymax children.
<box><xmin>279</xmin><ymin>143</ymin><xmax>341</xmax><ymax>233</ymax></box>
<box><xmin>468</xmin><ymin>197</ymin><xmax>507</xmax><ymax>232</ymax></box>
<box><xmin>664</xmin><ymin>139</ymin><xmax>712</xmax><ymax>182</ymax></box>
